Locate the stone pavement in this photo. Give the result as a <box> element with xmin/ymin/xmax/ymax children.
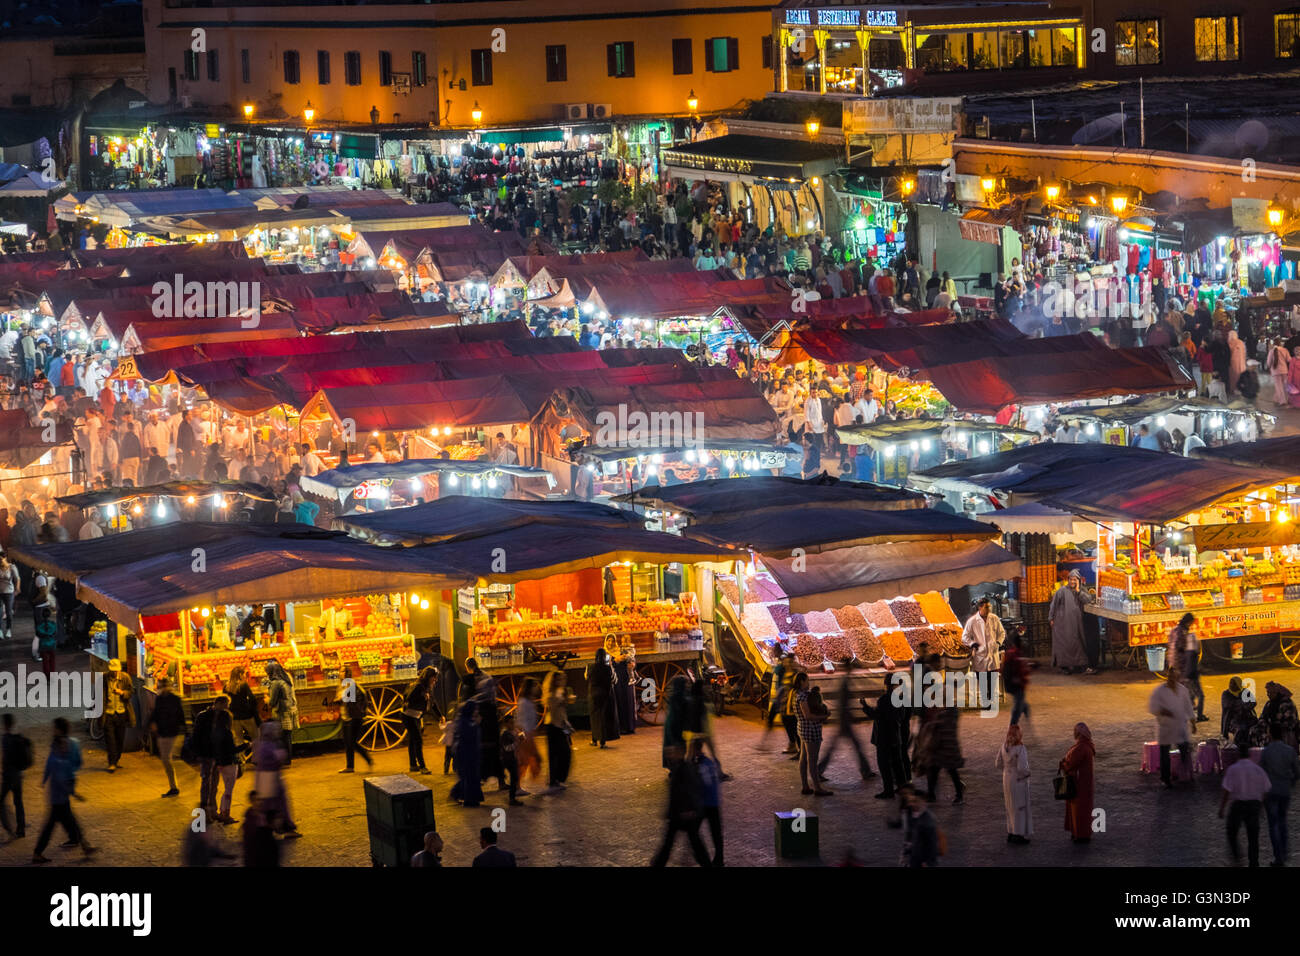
<box><xmin>0</xmin><ymin>611</ymin><xmax>1295</xmax><ymax>867</ymax></box>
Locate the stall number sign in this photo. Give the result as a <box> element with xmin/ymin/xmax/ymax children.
<box><xmin>108</xmin><ymin>355</ymin><xmax>140</xmax><ymax>381</ymax></box>
<box><xmin>758</xmin><ymin>451</ymin><xmax>788</xmax><ymax>468</ymax></box>
<box><xmin>1127</xmin><ymin>604</ymin><xmax>1300</xmax><ymax>646</ymax></box>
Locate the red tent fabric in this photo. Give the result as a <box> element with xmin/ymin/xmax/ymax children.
<box><xmin>923</xmin><ymin>345</ymin><xmax>1194</xmax><ymax>413</ymax></box>
<box><xmin>771</xmin><ymin>318</ymin><xmax>1029</xmax><ymax>368</ymax></box>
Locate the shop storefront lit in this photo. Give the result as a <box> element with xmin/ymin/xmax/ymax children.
<box><xmin>775</xmin><ymin>2</ymin><xmax>1085</xmax><ymax>96</ymax></box>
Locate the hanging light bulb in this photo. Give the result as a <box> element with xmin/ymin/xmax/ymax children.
<box><xmin>448</xmin><ymin>473</ymin><xmax>459</xmax><ymax>487</ymax></box>
<box><xmin>921</xmin><ymin>439</ymin><xmax>933</xmax><ymax>451</ymax></box>
<box><xmin>155</xmin><ymin>503</ymin><xmax>166</xmax><ymax>518</ymax></box>
<box><xmin>723</xmin><ymin>457</ymin><xmax>735</xmax><ymax>471</ymax></box>
<box><xmin>587</xmin><ymin>463</ymin><xmax>597</xmax><ymax>473</ymax></box>
<box><xmin>420</xmin><ymin>599</ymin><xmax>430</xmax><ymax>609</ymax></box>
<box><xmin>646</xmin><ymin>465</ymin><xmax>658</xmax><ymax>478</ymax></box>
<box><xmin>410</xmin><ymin>592</ymin><xmax>420</xmax><ymax>604</ymax></box>
<box><xmin>409</xmin><ymin>478</ymin><xmax>422</xmax><ymax>491</ymax></box>
<box><xmin>444</xmin><ymin>427</ymin><xmax>453</xmax><ymax>436</ymax></box>
<box><xmin>978</xmin><ymin>440</ymin><xmax>991</xmax><ymax>454</ymax></box>
<box><xmin>132</xmin><ymin>504</ymin><xmax>143</xmax><ymax>516</ymax></box>
<box><xmin>186</xmin><ymin>495</ymin><xmax>196</xmax><ymax>504</ymax></box>
<box><xmin>105</xmin><ymin>504</ymin><xmax>116</xmax><ymax>517</ymax></box>
<box><xmin>1236</xmin><ymin>419</ymin><xmax>1248</xmax><ymax>433</ymax></box>
<box><xmin>471</xmin><ymin>477</ymin><xmax>482</xmax><ymax>489</ymax></box>
<box><xmin>201</xmin><ymin>607</ymin><xmax>211</xmax><ymax>618</ymax></box>
<box><xmin>685</xmin><ymin>449</ymin><xmax>697</xmax><ymax>464</ymax></box>
<box><xmin>487</xmin><ymin>475</ymin><xmax>498</xmax><ymax>489</ymax></box>
<box><xmin>884</xmin><ymin>445</ymin><xmax>896</xmax><ymax>458</ymax></box>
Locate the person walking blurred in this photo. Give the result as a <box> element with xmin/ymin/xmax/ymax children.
<box><xmin>449</xmin><ymin>699</ymin><xmax>484</xmax><ymax>808</ymax></box>
<box><xmin>516</xmin><ymin>678</ymin><xmax>542</xmax><ymax>787</ymax></box>
<box><xmin>32</xmin><ymin>718</ymin><xmax>95</xmax><ymax>863</ymax></box>
<box><xmin>996</xmin><ymin>723</ymin><xmax>1032</xmax><ymax>844</ymax></box>
<box><xmin>333</xmin><ymin>674</ymin><xmax>373</xmax><ymax>773</ymax></box>
<box><xmin>542</xmin><ymin>671</ymin><xmax>573</xmax><ymax>790</ymax></box>
<box><xmin>1149</xmin><ymin>670</ymin><xmax>1195</xmax><ymax>788</ymax></box>
<box><xmin>1220</xmin><ymin>751</ymin><xmax>1272</xmax><ymax>867</ymax></box>
<box><xmin>818</xmin><ymin>659</ymin><xmax>874</xmax><ymax>780</ymax></box>
<box><xmin>1060</xmin><ymin>722</ymin><xmax>1095</xmax><ymax>844</ymax></box>
<box><xmin>212</xmin><ymin>698</ymin><xmax>239</xmax><ymax>825</ymax></box>
<box><xmin>650</xmin><ymin>740</ymin><xmax>712</xmax><ymax>867</ymax></box>
<box><xmin>862</xmin><ymin>682</ymin><xmax>910</xmax><ymax>799</ymax></box>
<box><xmin>148</xmin><ymin>678</ymin><xmax>186</xmax><ymax>797</ymax></box>
<box><xmin>1260</xmin><ymin>722</ymin><xmax>1300</xmax><ymax>866</ymax></box>
<box><xmin>251</xmin><ymin>721</ymin><xmax>298</xmax><ymax>837</ymax></box>
<box><xmin>585</xmin><ymin>645</ymin><xmax>619</xmax><ymax>749</ymax></box>
<box><xmin>0</xmin><ymin>712</ymin><xmax>31</xmax><ymax>837</ymax></box>
<box><xmin>402</xmin><ymin>666</ymin><xmax>439</xmax><ymax>774</ymax></box>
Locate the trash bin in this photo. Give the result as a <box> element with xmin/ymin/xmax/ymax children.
<box><xmin>1145</xmin><ymin>646</ymin><xmax>1166</xmax><ymax>672</ymax></box>
<box><xmin>364</xmin><ymin>774</ymin><xmax>436</xmax><ymax>867</ymax></box>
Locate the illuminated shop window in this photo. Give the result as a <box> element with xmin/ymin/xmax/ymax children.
<box><xmin>1275</xmin><ymin>13</ymin><xmax>1300</xmax><ymax>58</ymax></box>
<box><xmin>1116</xmin><ymin>19</ymin><xmax>1161</xmax><ymax>66</ymax></box>
<box><xmin>1194</xmin><ymin>16</ymin><xmax>1238</xmax><ymax>61</ymax></box>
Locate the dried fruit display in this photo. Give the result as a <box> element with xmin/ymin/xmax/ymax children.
<box><xmin>859</xmin><ymin>601</ymin><xmax>899</xmax><ymax>629</ymax></box>
<box><xmin>803</xmin><ymin>610</ymin><xmax>838</xmax><ymax>633</ymax></box>
<box><xmin>821</xmin><ymin>632</ymin><xmax>852</xmax><ymax>662</ymax></box>
<box><xmin>742</xmin><ymin>605</ymin><xmax>780</xmax><ymax>643</ymax></box>
<box><xmin>716</xmin><ymin>577</ymin><xmax>741</xmax><ymax>607</ymax></box>
<box><xmin>878</xmin><ymin>630</ymin><xmax>913</xmax><ymax>661</ymax></box>
<box><xmin>794</xmin><ymin>636</ymin><xmax>825</xmax><ymax>666</ymax></box>
<box><xmin>768</xmin><ymin>603</ymin><xmax>809</xmax><ymax>635</ymax></box>
<box><xmin>846</xmin><ymin>627</ymin><xmax>884</xmax><ymax>663</ymax></box>
<box><xmin>889</xmin><ymin>598</ymin><xmax>925</xmax><ymax>628</ymax></box>
<box><xmin>832</xmin><ymin>605</ymin><xmax>868</xmax><ymax>629</ymax></box>
<box><xmin>904</xmin><ymin>626</ymin><xmax>937</xmax><ymax>652</ymax></box>
<box><xmin>934</xmin><ymin>624</ymin><xmax>965</xmax><ymax>655</ymax></box>
<box><xmin>915</xmin><ymin>591</ymin><xmax>960</xmax><ymax>626</ymax></box>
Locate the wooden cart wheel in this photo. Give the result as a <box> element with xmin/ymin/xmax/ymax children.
<box><xmin>361</xmin><ymin>684</ymin><xmax>407</xmax><ymax>751</ymax></box>
<box><xmin>1280</xmin><ymin>634</ymin><xmax>1300</xmax><ymax>667</ymax></box>
<box><xmin>638</xmin><ymin>662</ymin><xmax>689</xmax><ymax>726</ymax></box>
<box><xmin>495</xmin><ymin>675</ymin><xmax>520</xmax><ymax>718</ymax></box>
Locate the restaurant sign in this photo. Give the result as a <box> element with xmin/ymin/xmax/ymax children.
<box><xmin>1192</xmin><ymin>522</ymin><xmax>1300</xmax><ymax>551</ymax></box>
<box><xmin>843</xmin><ymin>97</ymin><xmax>961</xmax><ymax>135</ymax></box>
<box><xmin>662</xmin><ymin>149</ymin><xmax>756</xmax><ymax>176</ymax></box>
<box><xmin>784</xmin><ymin>8</ymin><xmax>900</xmax><ymax>27</ymax></box>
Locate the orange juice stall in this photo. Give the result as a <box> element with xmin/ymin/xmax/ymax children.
<box><xmin>9</xmin><ymin>522</ymin><xmax>473</xmax><ymax>751</ymax></box>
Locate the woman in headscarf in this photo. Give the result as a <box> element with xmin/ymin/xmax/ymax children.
<box><xmin>611</xmin><ymin>640</ymin><xmax>637</xmax><ymax>736</ymax></box>
<box><xmin>1048</xmin><ymin>570</ymin><xmax>1092</xmax><ymax>674</ymax></box>
<box><xmin>1267</xmin><ymin>338</ymin><xmax>1292</xmax><ymax>406</ymax></box>
<box><xmin>1221</xmin><ymin>676</ymin><xmax>1257</xmax><ymax>750</ymax></box>
<box><xmin>1226</xmin><ymin>329</ymin><xmax>1247</xmax><ymax>394</ymax></box>
<box><xmin>996</xmin><ymin>723</ymin><xmax>1032</xmax><ymax>844</ymax></box>
<box><xmin>1288</xmin><ymin>347</ymin><xmax>1300</xmax><ymax>409</ymax></box>
<box><xmin>1059</xmin><ymin>722</ymin><xmax>1095</xmax><ymax>844</ymax></box>
<box><xmin>263</xmin><ymin>661</ymin><xmax>297</xmax><ymax>767</ymax></box>
<box><xmin>585</xmin><ymin>644</ymin><xmax>619</xmax><ymax>749</ymax></box>
<box><xmin>1255</xmin><ymin>682</ymin><xmax>1300</xmax><ymax>748</ymax></box>
<box><xmin>251</xmin><ymin>721</ymin><xmax>298</xmax><ymax>836</ymax></box>
<box><xmin>449</xmin><ymin>699</ymin><xmax>484</xmax><ymax>808</ymax></box>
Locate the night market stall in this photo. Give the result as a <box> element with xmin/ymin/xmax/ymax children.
<box><xmin>911</xmin><ymin>443</ymin><xmax>1300</xmax><ymax>667</ymax></box>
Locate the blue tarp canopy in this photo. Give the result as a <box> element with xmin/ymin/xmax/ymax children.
<box><xmin>333</xmin><ymin>495</ymin><xmax>644</xmax><ymax>546</ymax></box>
<box><xmin>300</xmin><ymin>460</ymin><xmax>555</xmax><ymax>503</ymax></box>
<box><xmin>613</xmin><ymin>474</ymin><xmax>926</xmax><ymax>520</ymax></box>
<box><xmin>7</xmin><ymin>523</ymin><xmax>471</xmax><ymax>626</ymax></box>
<box><xmin>1190</xmin><ymin>436</ymin><xmax>1300</xmax><ymax>478</ymax></box>
<box><xmin>910</xmin><ymin>443</ymin><xmax>1292</xmax><ymax>523</ymax></box>
<box><xmin>678</xmin><ymin>506</ymin><xmax>1001</xmax><ymax>556</ymax></box>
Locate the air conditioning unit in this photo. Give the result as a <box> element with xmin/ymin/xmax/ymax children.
<box><xmin>589</xmin><ymin>103</ymin><xmax>612</xmax><ymax>120</ymax></box>
<box><xmin>564</xmin><ymin>103</ymin><xmax>588</xmax><ymax>120</ymax></box>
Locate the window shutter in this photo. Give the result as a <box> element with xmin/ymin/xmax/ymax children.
<box><xmin>727</xmin><ymin>37</ymin><xmax>739</xmax><ymax>71</ymax></box>
<box><xmin>625</xmin><ymin>43</ymin><xmax>634</xmax><ymax>76</ymax></box>
<box><xmin>607</xmin><ymin>44</ymin><xmax>617</xmax><ymax>75</ymax></box>
<box><xmin>705</xmin><ymin>38</ymin><xmax>715</xmax><ymax>72</ymax></box>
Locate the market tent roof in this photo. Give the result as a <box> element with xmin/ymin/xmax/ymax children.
<box><xmin>133</xmin><ymin>320</ymin><xmax>536</xmax><ymax>382</ymax></box>
<box><xmin>0</xmin><ymin>409</ymin><xmax>74</xmax><ymax>468</ymax></box>
<box><xmin>549</xmin><ymin>376</ymin><xmax>781</xmax><ymax>447</ymax></box>
<box><xmin>578</xmin><ymin>438</ymin><xmax>789</xmax><ymax>462</ymax></box>
<box><xmin>0</xmin><ymin>172</ymin><xmax>65</xmax><ymax>197</ymax></box>
<box><xmin>767</xmin><ymin>318</ymin><xmax>1027</xmax><ymax>368</ymax></box>
<box><xmin>910</xmin><ymin>443</ymin><xmax>1292</xmax><ymax>523</ymax></box>
<box><xmin>301</xmin><ymin>459</ymin><xmax>555</xmax><ymax>503</ymax></box>
<box><xmin>494</xmin><ymin>249</ymin><xmax>648</xmax><ymax>285</ymax></box>
<box><xmin>57</xmin><ymin>188</ymin><xmax>256</xmax><ymax>226</ymax></box>
<box><xmin>679</xmin><ymin>506</ymin><xmax>999</xmax><ymax>555</ymax></box>
<box><xmin>764</xmin><ymin>539</ymin><xmax>1023</xmax><ymax>613</ymax></box>
<box><xmin>1191</xmin><ymin>436</ymin><xmax>1300</xmax><ymax>477</ymax></box>
<box><xmin>661</xmin><ymin>134</ymin><xmax>850</xmax><ymax>182</ymax></box>
<box><xmin>332</xmin><ymin>496</ymin><xmax>643</xmax><ymax>546</ymax></box>
<box><xmin>923</xmin><ymin>344</ymin><xmax>1194</xmax><ymax>413</ymax></box>
<box><xmin>8</xmin><ymin>528</ymin><xmax>471</xmax><ymax>627</ymax></box>
<box><xmin>971</xmin><ymin>502</ymin><xmax>1089</xmax><ymax>535</ymax></box>
<box><xmin>122</xmin><ymin>315</ymin><xmax>303</xmax><ymax>353</ymax></box>
<box><xmin>836</xmin><ymin>417</ymin><xmax>1038</xmax><ymax>447</ymax></box>
<box><xmin>57</xmin><ymin>480</ymin><xmax>277</xmax><ymax>509</ymax></box>
<box><xmin>614</xmin><ymin>474</ymin><xmax>925</xmax><ymax>519</ymax></box>
<box><xmin>307</xmin><ymin>375</ymin><xmax>541</xmax><ymax>431</ymax></box>
<box><xmin>138</xmin><ymin>208</ymin><xmax>348</xmax><ymax>240</ymax></box>
<box><xmin>332</xmin><ymin>497</ymin><xmax>739</xmax><ymax>579</ymax></box>
<box><xmin>1054</xmin><ymin>394</ymin><xmax>1257</xmax><ymax>425</ymax></box>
